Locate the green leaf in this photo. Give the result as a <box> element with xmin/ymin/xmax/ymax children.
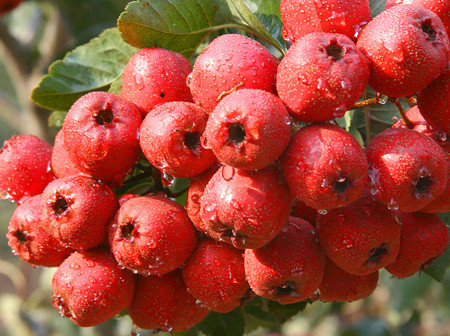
<box><xmin>369</xmin><ymin>0</ymin><xmax>387</xmax><ymax>17</ymax></box>
<box><xmin>117</xmin><ymin>0</ymin><xmax>284</xmax><ymax>60</ymax></box>
<box><xmin>31</xmin><ymin>28</ymin><xmax>139</xmax><ymax>111</ymax></box>
<box><xmin>243</xmin><ymin>297</ymin><xmax>280</xmax><ymax>334</ymax></box>
<box><xmin>267</xmin><ymin>300</ymin><xmax>309</xmax><ymax>324</ymax></box>
<box><xmin>48</xmin><ymin>111</ymin><xmax>67</xmax><ymax>128</ymax></box>
<box><xmin>176</xmin><ymin>309</ymin><xmax>245</xmax><ymax>336</ymax></box>
<box><xmin>423</xmin><ymin>224</ymin><xmax>450</xmax><ymax>283</ymax></box>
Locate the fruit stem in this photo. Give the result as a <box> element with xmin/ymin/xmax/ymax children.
<box><xmin>392</xmin><ymin>98</ymin><xmax>414</xmax><ymax>129</ymax></box>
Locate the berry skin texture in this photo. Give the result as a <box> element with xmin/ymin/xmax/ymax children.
<box><xmin>244</xmin><ymin>217</ymin><xmax>325</xmax><ymax>304</ymax></box>
<box><xmin>356</xmin><ymin>4</ymin><xmax>450</xmax><ymax>97</ymax></box>
<box><xmin>182</xmin><ymin>238</ymin><xmax>250</xmax><ymax>313</ymax></box>
<box><xmin>50</xmin><ymin>129</ymin><xmax>82</xmax><ymax>179</ymax></box>
<box><xmin>280</xmin><ymin>123</ymin><xmax>368</xmax><ymax>211</ymax></box>
<box><xmin>121</xmin><ymin>47</ymin><xmax>193</xmax><ymax>117</ymax></box>
<box><xmin>62</xmin><ymin>91</ymin><xmax>142</xmax><ymax>186</ymax></box>
<box><xmin>385</xmin><ymin>212</ymin><xmax>449</xmax><ymax>278</ymax></box>
<box><xmin>385</xmin><ymin>0</ymin><xmax>450</xmax><ymax>34</ymax></box>
<box><xmin>280</xmin><ymin>0</ymin><xmax>372</xmax><ymax>43</ymax></box>
<box><xmin>0</xmin><ymin>134</ymin><xmax>53</xmax><ymax>203</ymax></box>
<box><xmin>417</xmin><ymin>65</ymin><xmax>450</xmax><ymax>135</ymax></box>
<box><xmin>317</xmin><ymin>257</ymin><xmax>379</xmax><ymax>302</ymax></box>
<box><xmin>108</xmin><ymin>194</ymin><xmax>198</xmax><ymax>276</ymax></box>
<box><xmin>315</xmin><ymin>193</ymin><xmax>401</xmax><ymax>276</ymax></box>
<box><xmin>366</xmin><ymin>128</ymin><xmax>447</xmax><ymax>212</ymax></box>
<box><xmin>200</xmin><ymin>164</ymin><xmax>294</xmax><ymax>249</ymax></box>
<box><xmin>185</xmin><ymin>163</ymin><xmax>220</xmax><ymax>234</ymax></box>
<box><xmin>42</xmin><ymin>174</ymin><xmax>119</xmax><ymax>250</ymax></box>
<box><xmin>52</xmin><ymin>247</ymin><xmax>135</xmax><ymax>327</ymax></box>
<box><xmin>202</xmin><ymin>89</ymin><xmax>292</xmax><ymax>170</ymax></box>
<box><xmin>128</xmin><ymin>270</ymin><xmax>210</xmax><ymax>332</ymax></box>
<box><xmin>139</xmin><ymin>101</ymin><xmax>216</xmax><ymax>178</ymax></box>
<box><xmin>189</xmin><ymin>34</ymin><xmax>279</xmax><ymax>113</ymax></box>
<box><xmin>276</xmin><ymin>33</ymin><xmax>370</xmax><ymax>122</ymax></box>
<box><xmin>6</xmin><ymin>195</ymin><xmax>73</xmax><ymax>267</ymax></box>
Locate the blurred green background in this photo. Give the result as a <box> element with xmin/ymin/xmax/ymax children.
<box><xmin>0</xmin><ymin>1</ymin><xmax>449</xmax><ymax>336</ymax></box>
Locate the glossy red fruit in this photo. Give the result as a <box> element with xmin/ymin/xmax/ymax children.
<box><xmin>200</xmin><ymin>165</ymin><xmax>294</xmax><ymax>249</ymax></box>
<box><xmin>291</xmin><ymin>200</ymin><xmax>319</xmax><ymax>226</ymax></box>
<box><xmin>52</xmin><ymin>247</ymin><xmax>135</xmax><ymax>327</ymax></box>
<box><xmin>281</xmin><ymin>123</ymin><xmax>368</xmax><ymax>211</ymax></box>
<box><xmin>185</xmin><ymin>163</ymin><xmax>220</xmax><ymax>234</ymax></box>
<box><xmin>121</xmin><ymin>48</ymin><xmax>193</xmax><ymax>116</ymax></box>
<box><xmin>317</xmin><ymin>257</ymin><xmax>379</xmax><ymax>302</ymax></box>
<box><xmin>277</xmin><ymin>33</ymin><xmax>370</xmax><ymax>122</ymax></box>
<box><xmin>128</xmin><ymin>270</ymin><xmax>210</xmax><ymax>332</ymax></box>
<box><xmin>139</xmin><ymin>101</ymin><xmax>216</xmax><ymax>178</ymax></box>
<box><xmin>202</xmin><ymin>89</ymin><xmax>292</xmax><ymax>170</ymax></box>
<box><xmin>6</xmin><ymin>195</ymin><xmax>73</xmax><ymax>267</ymax></box>
<box><xmin>280</xmin><ymin>0</ymin><xmax>372</xmax><ymax>42</ymax></box>
<box><xmin>356</xmin><ymin>4</ymin><xmax>450</xmax><ymax>97</ymax></box>
<box><xmin>0</xmin><ymin>134</ymin><xmax>53</xmax><ymax>203</ymax></box>
<box><xmin>366</xmin><ymin>128</ymin><xmax>447</xmax><ymax>212</ymax></box>
<box><xmin>108</xmin><ymin>194</ymin><xmax>198</xmax><ymax>276</ymax></box>
<box><xmin>385</xmin><ymin>212</ymin><xmax>449</xmax><ymax>278</ymax></box>
<box><xmin>0</xmin><ymin>0</ymin><xmax>22</xmax><ymax>15</ymax></box>
<box><xmin>391</xmin><ymin>105</ymin><xmax>435</xmax><ymax>137</ymax></box>
<box><xmin>315</xmin><ymin>193</ymin><xmax>401</xmax><ymax>276</ymax></box>
<box><xmin>182</xmin><ymin>238</ymin><xmax>250</xmax><ymax>313</ymax></box>
<box><xmin>385</xmin><ymin>0</ymin><xmax>450</xmax><ymax>34</ymax></box>
<box><xmin>42</xmin><ymin>174</ymin><xmax>119</xmax><ymax>250</ymax></box>
<box><xmin>62</xmin><ymin>91</ymin><xmax>142</xmax><ymax>186</ymax></box>
<box><xmin>244</xmin><ymin>217</ymin><xmax>325</xmax><ymax>304</ymax></box>
<box><xmin>189</xmin><ymin>34</ymin><xmax>279</xmax><ymax>113</ymax></box>
<box><xmin>417</xmin><ymin>65</ymin><xmax>450</xmax><ymax>135</ymax></box>
<box><xmin>50</xmin><ymin>129</ymin><xmax>81</xmax><ymax>179</ymax></box>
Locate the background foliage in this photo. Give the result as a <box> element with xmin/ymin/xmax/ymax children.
<box><xmin>0</xmin><ymin>0</ymin><xmax>449</xmax><ymax>335</ymax></box>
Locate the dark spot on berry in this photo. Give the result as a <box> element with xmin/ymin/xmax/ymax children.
<box><xmin>120</xmin><ymin>222</ymin><xmax>134</xmax><ymax>240</ymax></box>
<box><xmin>422</xmin><ymin>21</ymin><xmax>436</xmax><ymax>41</ymax></box>
<box><xmin>366</xmin><ymin>244</ymin><xmax>389</xmax><ymax>267</ymax></box>
<box><xmin>95</xmin><ymin>109</ymin><xmax>114</xmax><ymax>125</ymax></box>
<box><xmin>184</xmin><ymin>131</ymin><xmax>201</xmax><ymax>156</ymax></box>
<box><xmin>53</xmin><ymin>196</ymin><xmax>69</xmax><ymax>215</ymax></box>
<box><xmin>14</xmin><ymin>230</ymin><xmax>27</xmax><ymax>244</ymax></box>
<box><xmin>326</xmin><ymin>45</ymin><xmax>344</xmax><ymax>61</ymax></box>
<box><xmin>274</xmin><ymin>281</ymin><xmax>295</xmax><ymax>296</ymax></box>
<box><xmin>415</xmin><ymin>175</ymin><xmax>432</xmax><ymax>195</ymax></box>
<box><xmin>228</xmin><ymin>123</ymin><xmax>245</xmax><ymax>144</ymax></box>
<box><xmin>334</xmin><ymin>175</ymin><xmax>350</xmax><ymax>195</ymax></box>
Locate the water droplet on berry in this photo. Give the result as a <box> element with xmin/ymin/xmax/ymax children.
<box><xmin>221</xmin><ymin>165</ymin><xmax>235</xmax><ymax>181</ymax></box>
<box><xmin>314</xmin><ymin>0</ymin><xmax>323</xmax><ymax>8</ymax></box>
<box><xmin>214</xmin><ymin>258</ymin><xmax>222</xmax><ymax>267</ymax></box>
<box><xmin>376</xmin><ymin>94</ymin><xmax>389</xmax><ymax>105</ymax></box>
<box><xmin>281</xmin><ymin>28</ymin><xmax>293</xmax><ymax>42</ymax></box>
<box><xmin>230</xmin><ymin>199</ymin><xmax>242</xmax><ymax>210</ymax></box>
<box><xmin>342</xmin><ymin>239</ymin><xmax>353</xmax><ymax>249</ymax></box>
<box><xmin>134</xmin><ymin>72</ymin><xmax>145</xmax><ymax>90</ymax></box>
<box><xmin>436</xmin><ymin>131</ymin><xmax>447</xmax><ymax>142</ymax></box>
<box><xmin>86</xmin><ymin>260</ymin><xmax>95</xmax><ymax>268</ymax></box>
<box><xmin>296</xmin><ymin>161</ymin><xmax>307</xmax><ymax>172</ymax></box>
<box><xmin>387</xmin><ymin>198</ymin><xmax>399</xmax><ymax>211</ymax></box>
<box><xmin>69</xmin><ymin>263</ymin><xmax>80</xmax><ymax>270</ymax></box>
<box><xmin>162</xmin><ymin>172</ymin><xmax>174</xmax><ymax>186</ymax></box>
<box><xmin>298</xmin><ymin>74</ymin><xmax>310</xmax><ymax>85</ymax></box>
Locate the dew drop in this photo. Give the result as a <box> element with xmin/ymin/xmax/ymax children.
<box><xmin>296</xmin><ymin>161</ymin><xmax>307</xmax><ymax>172</ymax></box>
<box><xmin>69</xmin><ymin>263</ymin><xmax>80</xmax><ymax>270</ymax></box>
<box><xmin>436</xmin><ymin>131</ymin><xmax>447</xmax><ymax>142</ymax></box>
<box><xmin>387</xmin><ymin>198</ymin><xmax>399</xmax><ymax>211</ymax></box>
<box><xmin>162</xmin><ymin>172</ymin><xmax>174</xmax><ymax>186</ymax></box>
<box><xmin>230</xmin><ymin>199</ymin><xmax>242</xmax><ymax>210</ymax></box>
<box><xmin>298</xmin><ymin>74</ymin><xmax>310</xmax><ymax>85</ymax></box>
<box><xmin>376</xmin><ymin>94</ymin><xmax>389</xmax><ymax>105</ymax></box>
<box><xmin>214</xmin><ymin>258</ymin><xmax>222</xmax><ymax>267</ymax></box>
<box><xmin>86</xmin><ymin>260</ymin><xmax>95</xmax><ymax>268</ymax></box>
<box><xmin>342</xmin><ymin>239</ymin><xmax>353</xmax><ymax>249</ymax></box>
<box><xmin>134</xmin><ymin>72</ymin><xmax>145</xmax><ymax>90</ymax></box>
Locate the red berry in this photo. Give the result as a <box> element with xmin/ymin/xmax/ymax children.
<box><xmin>0</xmin><ymin>134</ymin><xmax>53</xmax><ymax>203</ymax></box>
<box><xmin>277</xmin><ymin>33</ymin><xmax>370</xmax><ymax>122</ymax></box>
<box><xmin>244</xmin><ymin>217</ymin><xmax>325</xmax><ymax>304</ymax></box>
<box><xmin>42</xmin><ymin>174</ymin><xmax>119</xmax><ymax>250</ymax></box>
<box><xmin>62</xmin><ymin>91</ymin><xmax>142</xmax><ymax>186</ymax></box>
<box><xmin>121</xmin><ymin>48</ymin><xmax>193</xmax><ymax>116</ymax></box>
<box><xmin>385</xmin><ymin>211</ymin><xmax>449</xmax><ymax>278</ymax></box>
<box><xmin>52</xmin><ymin>247</ymin><xmax>135</xmax><ymax>327</ymax></box>
<box><xmin>0</xmin><ymin>0</ymin><xmax>22</xmax><ymax>15</ymax></box>
<box><xmin>139</xmin><ymin>101</ymin><xmax>216</xmax><ymax>178</ymax></box>
<box><xmin>316</xmin><ymin>193</ymin><xmax>401</xmax><ymax>275</ymax></box>
<box><xmin>182</xmin><ymin>238</ymin><xmax>250</xmax><ymax>313</ymax></box>
<box><xmin>50</xmin><ymin>129</ymin><xmax>82</xmax><ymax>179</ymax></box>
<box><xmin>189</xmin><ymin>34</ymin><xmax>279</xmax><ymax>112</ymax></box>
<box><xmin>281</xmin><ymin>123</ymin><xmax>368</xmax><ymax>211</ymax></box>
<box><xmin>108</xmin><ymin>194</ymin><xmax>198</xmax><ymax>276</ymax></box>
<box><xmin>200</xmin><ymin>165</ymin><xmax>294</xmax><ymax>249</ymax></box>
<box><xmin>202</xmin><ymin>89</ymin><xmax>292</xmax><ymax>170</ymax></box>
<box><xmin>356</xmin><ymin>4</ymin><xmax>450</xmax><ymax>97</ymax></box>
<box><xmin>6</xmin><ymin>195</ymin><xmax>73</xmax><ymax>267</ymax></box>
<box><xmin>128</xmin><ymin>270</ymin><xmax>210</xmax><ymax>332</ymax></box>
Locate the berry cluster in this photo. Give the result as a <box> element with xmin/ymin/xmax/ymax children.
<box><xmin>1</xmin><ymin>0</ymin><xmax>450</xmax><ymax>333</ymax></box>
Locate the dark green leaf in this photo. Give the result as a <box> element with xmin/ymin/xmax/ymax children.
<box><xmin>31</xmin><ymin>28</ymin><xmax>138</xmax><ymax>111</ymax></box>
<box><xmin>243</xmin><ymin>297</ymin><xmax>280</xmax><ymax>333</ymax></box>
<box><xmin>176</xmin><ymin>309</ymin><xmax>245</xmax><ymax>336</ymax></box>
<box><xmin>118</xmin><ymin>0</ymin><xmax>284</xmax><ymax>60</ymax></box>
<box><xmin>267</xmin><ymin>299</ymin><xmax>309</xmax><ymax>323</ymax></box>
<box><xmin>423</xmin><ymin>224</ymin><xmax>450</xmax><ymax>283</ymax></box>
<box><xmin>48</xmin><ymin>111</ymin><xmax>67</xmax><ymax>128</ymax></box>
